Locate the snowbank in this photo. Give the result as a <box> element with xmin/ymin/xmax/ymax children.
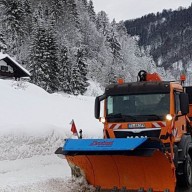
<box><xmin>0</xmin><ymin>79</ymin><xmax>103</xmax><ymax>189</ymax></box>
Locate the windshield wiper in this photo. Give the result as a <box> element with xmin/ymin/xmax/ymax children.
<box><xmin>122</xmin><ymin>115</ymin><xmax>138</xmax><ymax>121</ymax></box>
<box><xmin>138</xmin><ymin>114</ymin><xmax>162</xmax><ymax>120</ymax></box>
<box><xmin>107</xmin><ymin>113</ymin><xmax>137</xmax><ymax>121</ymax></box>
<box><xmin>107</xmin><ymin>113</ymin><xmax>122</xmax><ymax>118</ymax></box>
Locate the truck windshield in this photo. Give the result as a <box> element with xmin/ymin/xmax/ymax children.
<box><xmin>106</xmin><ymin>93</ymin><xmax>170</xmax><ymax>122</ymax></box>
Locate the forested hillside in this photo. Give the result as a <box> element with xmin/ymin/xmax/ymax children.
<box><xmin>124</xmin><ymin>4</ymin><xmax>192</xmax><ymax>83</ymax></box>
<box><xmin>0</xmin><ymin>0</ymin><xmax>170</xmax><ymax>94</ymax></box>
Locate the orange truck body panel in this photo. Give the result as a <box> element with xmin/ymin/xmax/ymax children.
<box><xmin>146</xmin><ymin>73</ymin><xmax>162</xmax><ymax>81</ymax></box>
<box><xmin>188</xmin><ymin>104</ymin><xmax>192</xmax><ymax>127</ymax></box>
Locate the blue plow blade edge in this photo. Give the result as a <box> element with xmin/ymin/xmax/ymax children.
<box><xmin>62</xmin><ymin>138</ymin><xmax>164</xmax><ymax>156</ymax></box>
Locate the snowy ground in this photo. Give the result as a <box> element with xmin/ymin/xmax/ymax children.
<box><xmin>0</xmin><ymin>79</ymin><xmax>103</xmax><ymax>191</ymax></box>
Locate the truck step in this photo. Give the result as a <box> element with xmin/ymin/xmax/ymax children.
<box><xmin>111</xmin><ymin>187</ymin><xmax>118</xmax><ymax>192</ymax></box>
<box><xmin>177</xmin><ymin>160</ymin><xmax>183</xmax><ymax>164</ymax></box>
<box><xmin>177</xmin><ymin>172</ymin><xmax>184</xmax><ymax>175</ymax></box>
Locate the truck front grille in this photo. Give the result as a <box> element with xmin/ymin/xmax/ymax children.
<box><xmin>114</xmin><ymin>128</ymin><xmax>161</xmax><ymax>138</ymax></box>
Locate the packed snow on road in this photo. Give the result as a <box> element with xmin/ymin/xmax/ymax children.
<box><xmin>0</xmin><ymin>79</ymin><xmax>103</xmax><ymax>191</ymax></box>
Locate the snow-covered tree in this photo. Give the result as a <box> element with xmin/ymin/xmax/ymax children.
<box><xmin>0</xmin><ymin>0</ymin><xmax>27</xmax><ymax>54</ymax></box>
<box><xmin>58</xmin><ymin>46</ymin><xmax>72</xmax><ymax>93</ymax></box>
<box><xmin>50</xmin><ymin>0</ymin><xmax>64</xmax><ymax>23</ymax></box>
<box><xmin>70</xmin><ymin>62</ymin><xmax>82</xmax><ymax>96</ymax></box>
<box><xmin>64</xmin><ymin>0</ymin><xmax>79</xmax><ymax>28</ymax></box>
<box><xmin>96</xmin><ymin>11</ymin><xmax>111</xmax><ymax>36</ymax></box>
<box><xmin>109</xmin><ymin>20</ymin><xmax>123</xmax><ymax>65</ymax></box>
<box><xmin>22</xmin><ymin>0</ymin><xmax>32</xmax><ymax>34</ymax></box>
<box><xmin>0</xmin><ymin>26</ymin><xmax>7</xmax><ymax>52</ymax></box>
<box><xmin>29</xmin><ymin>12</ymin><xmax>59</xmax><ymax>93</ymax></box>
<box><xmin>116</xmin><ymin>21</ymin><xmax>128</xmax><ymax>37</ymax></box>
<box><xmin>81</xmin><ymin>0</ymin><xmax>88</xmax><ymax>8</ymax></box>
<box><xmin>71</xmin><ymin>47</ymin><xmax>89</xmax><ymax>95</ymax></box>
<box><xmin>76</xmin><ymin>47</ymin><xmax>89</xmax><ymax>94</ymax></box>
<box><xmin>87</xmin><ymin>0</ymin><xmax>96</xmax><ymax>23</ymax></box>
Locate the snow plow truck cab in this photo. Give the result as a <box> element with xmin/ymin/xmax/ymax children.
<box><xmin>56</xmin><ymin>70</ymin><xmax>192</xmax><ymax>192</ymax></box>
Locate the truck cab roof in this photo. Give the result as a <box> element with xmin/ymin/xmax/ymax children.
<box><xmin>105</xmin><ymin>81</ymin><xmax>172</xmax><ymax>96</ymax></box>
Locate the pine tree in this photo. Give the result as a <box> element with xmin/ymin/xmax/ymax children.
<box><xmin>29</xmin><ymin>11</ymin><xmax>59</xmax><ymax>93</ymax></box>
<box><xmin>96</xmin><ymin>11</ymin><xmax>110</xmax><ymax>36</ymax></box>
<box><xmin>1</xmin><ymin>0</ymin><xmax>27</xmax><ymax>54</ymax></box>
<box><xmin>66</xmin><ymin>0</ymin><xmax>79</xmax><ymax>27</ymax></box>
<box><xmin>50</xmin><ymin>0</ymin><xmax>64</xmax><ymax>23</ymax></box>
<box><xmin>70</xmin><ymin>62</ymin><xmax>82</xmax><ymax>95</ymax></box>
<box><xmin>0</xmin><ymin>26</ymin><xmax>7</xmax><ymax>53</ymax></box>
<box><xmin>96</xmin><ymin>17</ymin><xmax>123</xmax><ymax>84</ymax></box>
<box><xmin>76</xmin><ymin>47</ymin><xmax>89</xmax><ymax>94</ymax></box>
<box><xmin>87</xmin><ymin>0</ymin><xmax>96</xmax><ymax>23</ymax></box>
<box><xmin>81</xmin><ymin>0</ymin><xmax>88</xmax><ymax>8</ymax></box>
<box><xmin>60</xmin><ymin>0</ymin><xmax>81</xmax><ymax>46</ymax></box>
<box><xmin>22</xmin><ymin>0</ymin><xmax>32</xmax><ymax>35</ymax></box>
<box><xmin>116</xmin><ymin>21</ymin><xmax>128</xmax><ymax>38</ymax></box>
<box><xmin>58</xmin><ymin>46</ymin><xmax>72</xmax><ymax>93</ymax></box>
<box><xmin>109</xmin><ymin>19</ymin><xmax>122</xmax><ymax>65</ymax></box>
<box><xmin>71</xmin><ymin>47</ymin><xmax>89</xmax><ymax>95</ymax></box>
<box><xmin>106</xmin><ymin>67</ymin><xmax>117</xmax><ymax>84</ymax></box>
<box><xmin>15</xmin><ymin>0</ymin><xmax>33</xmax><ymax>66</ymax></box>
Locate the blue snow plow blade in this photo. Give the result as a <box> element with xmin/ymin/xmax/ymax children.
<box><xmin>62</xmin><ymin>138</ymin><xmax>164</xmax><ymax>156</ymax></box>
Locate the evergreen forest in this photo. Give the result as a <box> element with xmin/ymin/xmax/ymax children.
<box><xmin>124</xmin><ymin>4</ymin><xmax>192</xmax><ymax>84</ymax></box>
<box><xmin>0</xmin><ymin>0</ymin><xmax>172</xmax><ymax>94</ymax></box>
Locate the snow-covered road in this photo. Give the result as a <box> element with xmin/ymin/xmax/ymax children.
<box><xmin>0</xmin><ymin>154</ymin><xmax>96</xmax><ymax>192</ymax></box>
<box><xmin>0</xmin><ymin>155</ymin><xmax>71</xmax><ymax>191</ymax></box>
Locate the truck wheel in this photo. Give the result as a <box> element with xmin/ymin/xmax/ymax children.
<box><xmin>185</xmin><ymin>154</ymin><xmax>192</xmax><ymax>186</ymax></box>
<box><xmin>177</xmin><ymin>154</ymin><xmax>192</xmax><ymax>188</ymax></box>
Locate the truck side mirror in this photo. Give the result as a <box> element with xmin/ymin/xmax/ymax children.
<box><xmin>94</xmin><ymin>94</ymin><xmax>106</xmax><ymax>119</ymax></box>
<box><xmin>95</xmin><ymin>96</ymin><xmax>100</xmax><ymax>119</ymax></box>
<box><xmin>180</xmin><ymin>93</ymin><xmax>189</xmax><ymax>115</ymax></box>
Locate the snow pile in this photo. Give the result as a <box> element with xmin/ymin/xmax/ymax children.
<box><xmin>0</xmin><ymin>79</ymin><xmax>103</xmax><ymax>190</ymax></box>
<box><xmin>84</xmin><ymin>80</ymin><xmax>104</xmax><ymax>97</ymax></box>
<box><xmin>0</xmin><ymin>155</ymin><xmax>71</xmax><ymax>188</ymax></box>
<box><xmin>0</xmin><ymin>129</ymin><xmax>63</xmax><ymax>160</ymax></box>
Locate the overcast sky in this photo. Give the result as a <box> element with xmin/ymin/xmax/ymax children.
<box><xmin>92</xmin><ymin>0</ymin><xmax>192</xmax><ymax>21</ymax></box>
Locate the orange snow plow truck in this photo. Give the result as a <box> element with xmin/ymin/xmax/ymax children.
<box><xmin>56</xmin><ymin>70</ymin><xmax>192</xmax><ymax>192</ymax></box>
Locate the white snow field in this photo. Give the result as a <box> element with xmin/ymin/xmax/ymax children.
<box><xmin>0</xmin><ymin>79</ymin><xmax>103</xmax><ymax>191</ymax></box>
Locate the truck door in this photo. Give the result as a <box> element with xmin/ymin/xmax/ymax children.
<box><xmin>185</xmin><ymin>86</ymin><xmax>192</xmax><ymax>122</ymax></box>
<box><xmin>174</xmin><ymin>91</ymin><xmax>186</xmax><ymax>139</ymax></box>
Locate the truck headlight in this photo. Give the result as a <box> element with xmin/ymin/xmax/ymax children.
<box><xmin>166</xmin><ymin>114</ymin><xmax>173</xmax><ymax>121</ymax></box>
<box><xmin>100</xmin><ymin>117</ymin><xmax>106</xmax><ymax>123</ymax></box>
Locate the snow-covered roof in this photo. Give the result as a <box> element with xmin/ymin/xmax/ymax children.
<box><xmin>0</xmin><ymin>53</ymin><xmax>31</xmax><ymax>78</ymax></box>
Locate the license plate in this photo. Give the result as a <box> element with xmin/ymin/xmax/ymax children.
<box><xmin>128</xmin><ymin>123</ymin><xmax>145</xmax><ymax>128</ymax></box>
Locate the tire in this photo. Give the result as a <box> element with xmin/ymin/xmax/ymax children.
<box><xmin>184</xmin><ymin>154</ymin><xmax>192</xmax><ymax>187</ymax></box>
<box><xmin>177</xmin><ymin>154</ymin><xmax>192</xmax><ymax>188</ymax></box>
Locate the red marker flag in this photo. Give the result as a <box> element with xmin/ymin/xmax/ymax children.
<box><xmin>70</xmin><ymin>119</ymin><xmax>79</xmax><ymax>137</ymax></box>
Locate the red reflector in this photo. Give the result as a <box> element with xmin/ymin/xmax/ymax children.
<box><xmin>117</xmin><ymin>78</ymin><xmax>124</xmax><ymax>84</ymax></box>
<box><xmin>180</xmin><ymin>74</ymin><xmax>186</xmax><ymax>81</ymax></box>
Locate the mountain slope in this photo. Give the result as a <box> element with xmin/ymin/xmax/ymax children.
<box><xmin>124</xmin><ymin>5</ymin><xmax>192</xmax><ymax>75</ymax></box>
